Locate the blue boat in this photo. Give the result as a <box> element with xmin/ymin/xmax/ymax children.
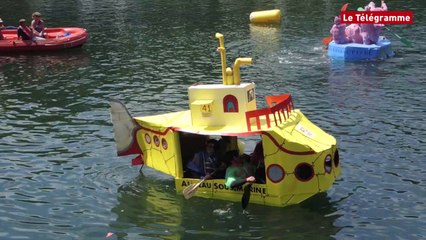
<box><xmin>328</xmin><ymin>36</ymin><xmax>395</xmax><ymax>61</ymax></box>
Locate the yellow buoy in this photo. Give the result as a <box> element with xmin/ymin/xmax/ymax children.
<box><xmin>249</xmin><ymin>9</ymin><xmax>281</xmax><ymax>24</ymax></box>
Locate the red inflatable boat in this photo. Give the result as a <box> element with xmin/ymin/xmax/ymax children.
<box><xmin>0</xmin><ymin>27</ymin><xmax>88</xmax><ymax>52</ymax></box>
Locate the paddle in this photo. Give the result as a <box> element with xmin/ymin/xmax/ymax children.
<box><xmin>322</xmin><ymin>36</ymin><xmax>333</xmax><ymax>45</ymax></box>
<box><xmin>241</xmin><ymin>183</ymin><xmax>252</xmax><ymax>210</ymax></box>
<box><xmin>322</xmin><ymin>3</ymin><xmax>349</xmax><ymax>48</ymax></box>
<box><xmin>384</xmin><ymin>26</ymin><xmax>412</xmax><ymax>47</ymax></box>
<box><xmin>182</xmin><ymin>172</ymin><xmax>214</xmax><ymax>199</ymax></box>
<box><xmin>341</xmin><ymin>3</ymin><xmax>349</xmax><ymax>12</ymax></box>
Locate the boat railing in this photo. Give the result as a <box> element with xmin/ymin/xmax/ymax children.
<box><xmin>246</xmin><ymin>94</ymin><xmax>294</xmax><ymax>131</ymax></box>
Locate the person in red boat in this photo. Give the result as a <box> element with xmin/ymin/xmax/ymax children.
<box><xmin>18</xmin><ymin>19</ymin><xmax>45</xmax><ymax>41</ymax></box>
<box><xmin>31</xmin><ymin>12</ymin><xmax>46</xmax><ymax>38</ymax></box>
<box><xmin>17</xmin><ymin>19</ymin><xmax>33</xmax><ymax>40</ymax></box>
<box><xmin>0</xmin><ymin>18</ymin><xmax>5</xmax><ymax>40</ymax></box>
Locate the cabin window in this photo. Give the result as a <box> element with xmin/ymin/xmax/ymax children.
<box><xmin>324</xmin><ymin>155</ymin><xmax>332</xmax><ymax>174</ymax></box>
<box><xmin>162</xmin><ymin>138</ymin><xmax>168</xmax><ymax>150</ymax></box>
<box><xmin>145</xmin><ymin>133</ymin><xmax>151</xmax><ymax>144</ymax></box>
<box><xmin>153</xmin><ymin>135</ymin><xmax>160</xmax><ymax>147</ymax></box>
<box><xmin>247</xmin><ymin>88</ymin><xmax>255</xmax><ymax>102</ymax></box>
<box><xmin>294</xmin><ymin>163</ymin><xmax>314</xmax><ymax>182</ymax></box>
<box><xmin>223</xmin><ymin>95</ymin><xmax>238</xmax><ymax>112</ymax></box>
<box><xmin>334</xmin><ymin>150</ymin><xmax>340</xmax><ymax>167</ymax></box>
<box><xmin>267</xmin><ymin>164</ymin><xmax>285</xmax><ymax>183</ymax></box>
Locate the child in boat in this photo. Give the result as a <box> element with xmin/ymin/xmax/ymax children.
<box><xmin>31</xmin><ymin>12</ymin><xmax>46</xmax><ymax>38</ymax></box>
<box><xmin>17</xmin><ymin>19</ymin><xmax>33</xmax><ymax>40</ymax></box>
<box><xmin>330</xmin><ymin>16</ymin><xmax>349</xmax><ymax>44</ymax></box>
<box><xmin>224</xmin><ymin>150</ymin><xmax>256</xmax><ymax>188</ymax></box>
<box><xmin>18</xmin><ymin>18</ymin><xmax>45</xmax><ymax>41</ymax></box>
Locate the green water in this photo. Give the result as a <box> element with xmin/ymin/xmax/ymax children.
<box><xmin>1</xmin><ymin>0</ymin><xmax>425</xmax><ymax>239</ymax></box>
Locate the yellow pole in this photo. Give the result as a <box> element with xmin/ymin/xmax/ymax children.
<box><xmin>233</xmin><ymin>58</ymin><xmax>252</xmax><ymax>85</ymax></box>
<box><xmin>215</xmin><ymin>33</ymin><xmax>227</xmax><ymax>85</ymax></box>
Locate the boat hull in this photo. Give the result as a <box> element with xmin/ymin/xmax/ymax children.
<box><xmin>0</xmin><ymin>27</ymin><xmax>88</xmax><ymax>52</ymax></box>
<box><xmin>328</xmin><ymin>36</ymin><xmax>395</xmax><ymax>61</ymax></box>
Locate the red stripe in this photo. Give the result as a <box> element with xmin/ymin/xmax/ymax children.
<box><xmin>262</xmin><ymin>131</ymin><xmax>316</xmax><ymax>155</ymax></box>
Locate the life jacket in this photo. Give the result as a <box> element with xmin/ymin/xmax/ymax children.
<box><xmin>19</xmin><ymin>25</ymin><xmax>32</xmax><ymax>39</ymax></box>
<box><xmin>33</xmin><ymin>20</ymin><xmax>44</xmax><ymax>33</ymax></box>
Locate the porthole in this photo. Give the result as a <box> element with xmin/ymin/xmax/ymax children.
<box><xmin>145</xmin><ymin>133</ymin><xmax>151</xmax><ymax>144</ymax></box>
<box><xmin>334</xmin><ymin>150</ymin><xmax>340</xmax><ymax>167</ymax></box>
<box><xmin>153</xmin><ymin>135</ymin><xmax>160</xmax><ymax>147</ymax></box>
<box><xmin>324</xmin><ymin>155</ymin><xmax>332</xmax><ymax>174</ymax></box>
<box><xmin>295</xmin><ymin>163</ymin><xmax>314</xmax><ymax>182</ymax></box>
<box><xmin>267</xmin><ymin>164</ymin><xmax>285</xmax><ymax>183</ymax></box>
<box><xmin>161</xmin><ymin>138</ymin><xmax>168</xmax><ymax>150</ymax></box>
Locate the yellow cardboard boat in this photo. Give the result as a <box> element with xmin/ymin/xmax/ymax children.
<box><xmin>109</xmin><ymin>33</ymin><xmax>340</xmax><ymax>207</ymax></box>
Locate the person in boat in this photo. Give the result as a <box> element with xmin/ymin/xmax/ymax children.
<box><xmin>31</xmin><ymin>12</ymin><xmax>46</xmax><ymax>38</ymax></box>
<box><xmin>360</xmin><ymin>1</ymin><xmax>388</xmax><ymax>45</ymax></box>
<box><xmin>367</xmin><ymin>0</ymin><xmax>388</xmax><ymax>11</ymax></box>
<box><xmin>18</xmin><ymin>19</ymin><xmax>45</xmax><ymax>41</ymax></box>
<box><xmin>17</xmin><ymin>19</ymin><xmax>34</xmax><ymax>40</ymax></box>
<box><xmin>186</xmin><ymin>139</ymin><xmax>225</xmax><ymax>179</ymax></box>
<box><xmin>224</xmin><ymin>150</ymin><xmax>256</xmax><ymax>188</ymax></box>
<box><xmin>0</xmin><ymin>18</ymin><xmax>4</xmax><ymax>40</ymax></box>
<box><xmin>217</xmin><ymin>136</ymin><xmax>239</xmax><ymax>163</ymax></box>
<box><xmin>345</xmin><ymin>24</ymin><xmax>363</xmax><ymax>44</ymax></box>
<box><xmin>250</xmin><ymin>141</ymin><xmax>266</xmax><ymax>183</ymax></box>
<box><xmin>330</xmin><ymin>16</ymin><xmax>349</xmax><ymax>44</ymax></box>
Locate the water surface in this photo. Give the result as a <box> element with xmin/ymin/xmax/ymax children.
<box><xmin>0</xmin><ymin>0</ymin><xmax>425</xmax><ymax>239</ymax></box>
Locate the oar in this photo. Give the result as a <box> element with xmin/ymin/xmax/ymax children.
<box><xmin>322</xmin><ymin>36</ymin><xmax>333</xmax><ymax>45</ymax></box>
<box><xmin>182</xmin><ymin>172</ymin><xmax>214</xmax><ymax>199</ymax></box>
<box><xmin>384</xmin><ymin>26</ymin><xmax>412</xmax><ymax>47</ymax></box>
<box><xmin>241</xmin><ymin>183</ymin><xmax>252</xmax><ymax>210</ymax></box>
<box><xmin>341</xmin><ymin>3</ymin><xmax>349</xmax><ymax>11</ymax></box>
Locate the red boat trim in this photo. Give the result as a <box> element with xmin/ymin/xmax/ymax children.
<box><xmin>135</xmin><ymin>124</ymin><xmax>315</xmax><ymax>155</ymax></box>
<box><xmin>262</xmin><ymin>131</ymin><xmax>316</xmax><ymax>155</ymax></box>
<box><xmin>139</xmin><ymin>126</ymin><xmax>174</xmax><ymax>136</ymax></box>
<box><xmin>117</xmin><ymin>125</ymin><xmax>143</xmax><ymax>156</ymax></box>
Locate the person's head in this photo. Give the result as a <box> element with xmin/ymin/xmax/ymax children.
<box><xmin>19</xmin><ymin>19</ymin><xmax>26</xmax><ymax>26</ymax></box>
<box><xmin>32</xmin><ymin>12</ymin><xmax>42</xmax><ymax>19</ymax></box>
<box><xmin>226</xmin><ymin>150</ymin><xmax>240</xmax><ymax>166</ymax></box>
<box><xmin>205</xmin><ymin>139</ymin><xmax>217</xmax><ymax>155</ymax></box>
<box><xmin>334</xmin><ymin>16</ymin><xmax>341</xmax><ymax>25</ymax></box>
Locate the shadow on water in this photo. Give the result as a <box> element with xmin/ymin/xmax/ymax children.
<box><xmin>110</xmin><ymin>171</ymin><xmax>343</xmax><ymax>239</ymax></box>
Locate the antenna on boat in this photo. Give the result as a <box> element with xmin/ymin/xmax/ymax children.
<box><xmin>215</xmin><ymin>33</ymin><xmax>252</xmax><ymax>86</ymax></box>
